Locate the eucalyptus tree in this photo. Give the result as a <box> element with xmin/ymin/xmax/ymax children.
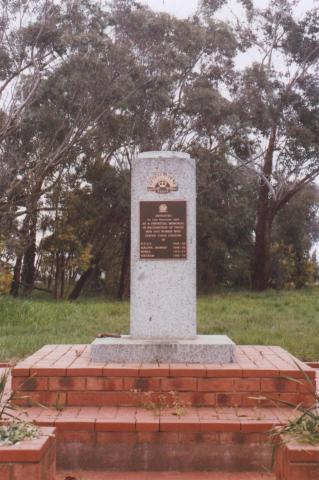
<box><xmin>0</xmin><ymin>0</ymin><xmax>68</xmax><ymax>292</ymax></box>
<box><xmin>200</xmin><ymin>0</ymin><xmax>319</xmax><ymax>290</ymax></box>
<box><xmin>16</xmin><ymin>0</ymin><xmax>243</xmax><ymax>297</ymax></box>
<box><xmin>0</xmin><ymin>0</ymin><xmax>66</xmax><ymax>215</ymax></box>
<box><xmin>2</xmin><ymin>0</ymin><xmax>234</xmax><ymax>295</ymax></box>
<box><xmin>196</xmin><ymin>148</ymin><xmax>257</xmax><ymax>290</ymax></box>
<box><xmin>0</xmin><ymin>0</ymin><xmax>61</xmax><ymax>143</ymax></box>
<box><xmin>12</xmin><ymin>0</ymin><xmax>149</xmax><ymax>294</ymax></box>
<box><xmin>271</xmin><ymin>183</ymin><xmax>319</xmax><ymax>288</ymax></box>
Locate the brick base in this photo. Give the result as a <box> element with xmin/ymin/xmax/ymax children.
<box><xmin>57</xmin><ymin>430</ymin><xmax>272</xmax><ymax>471</ymax></box>
<box><xmin>14</xmin><ymin>405</ymin><xmax>292</xmax><ymax>472</ymax></box>
<box><xmin>0</xmin><ymin>427</ymin><xmax>56</xmax><ymax>480</ymax></box>
<box><xmin>275</xmin><ymin>436</ymin><xmax>319</xmax><ymax>480</ymax></box>
<box><xmin>8</xmin><ymin>345</ymin><xmax>318</xmax><ymax>475</ymax></box>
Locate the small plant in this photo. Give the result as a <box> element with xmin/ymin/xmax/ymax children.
<box><xmin>276</xmin><ymin>411</ymin><xmax>319</xmax><ymax>445</ymax></box>
<box><xmin>0</xmin><ymin>370</ymin><xmax>20</xmax><ymax>421</ymax></box>
<box><xmin>132</xmin><ymin>389</ymin><xmax>189</xmax><ymax>416</ymax></box>
<box><xmin>132</xmin><ymin>390</ymin><xmax>169</xmax><ymax>415</ymax></box>
<box><xmin>171</xmin><ymin>391</ymin><xmax>189</xmax><ymax>417</ymax></box>
<box><xmin>271</xmin><ymin>363</ymin><xmax>319</xmax><ymax>445</ymax></box>
<box><xmin>0</xmin><ymin>421</ymin><xmax>39</xmax><ymax>446</ymax></box>
<box><xmin>51</xmin><ymin>392</ymin><xmax>66</xmax><ymax>412</ymax></box>
<box><xmin>0</xmin><ymin>370</ymin><xmax>39</xmax><ymax>445</ymax></box>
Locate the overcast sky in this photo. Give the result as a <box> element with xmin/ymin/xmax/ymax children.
<box><xmin>142</xmin><ymin>0</ymin><xmax>198</xmax><ymax>17</ymax></box>
<box><xmin>141</xmin><ymin>0</ymin><xmax>317</xmax><ymax>18</ymax></box>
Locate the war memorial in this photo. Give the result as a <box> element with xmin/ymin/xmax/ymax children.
<box><xmin>92</xmin><ymin>151</ymin><xmax>234</xmax><ymax>363</ymax></box>
<box><xmin>9</xmin><ymin>152</ymin><xmax>318</xmax><ymax>477</ymax></box>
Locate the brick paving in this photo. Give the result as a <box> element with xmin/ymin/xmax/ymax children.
<box><xmin>12</xmin><ymin>344</ymin><xmax>317</xmax><ymax>378</ymax></box>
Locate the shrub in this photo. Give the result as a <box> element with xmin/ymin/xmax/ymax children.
<box><xmin>0</xmin><ymin>267</ymin><xmax>12</xmax><ymax>295</ymax></box>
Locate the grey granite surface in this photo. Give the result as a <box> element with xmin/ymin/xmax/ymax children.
<box><xmin>91</xmin><ymin>151</ymin><xmax>236</xmax><ymax>364</ymax></box>
<box><xmin>91</xmin><ymin>335</ymin><xmax>235</xmax><ymax>363</ymax></box>
<box><xmin>130</xmin><ymin>151</ymin><xmax>196</xmax><ymax>339</ymax></box>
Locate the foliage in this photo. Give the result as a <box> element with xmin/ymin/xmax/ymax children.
<box><xmin>200</xmin><ymin>0</ymin><xmax>319</xmax><ymax>290</ymax></box>
<box><xmin>196</xmin><ymin>150</ymin><xmax>256</xmax><ymax>290</ymax></box>
<box><xmin>271</xmin><ymin>242</ymin><xmax>297</xmax><ymax>290</ymax></box>
<box><xmin>0</xmin><ymin>371</ymin><xmax>39</xmax><ymax>445</ymax></box>
<box><xmin>0</xmin><ymin>266</ymin><xmax>12</xmax><ymax>295</ymax></box>
<box><xmin>0</xmin><ymin>0</ymin><xmax>318</xmax><ymax>298</ymax></box>
<box><xmin>0</xmin><ymin>421</ymin><xmax>39</xmax><ymax>446</ymax></box>
<box><xmin>80</xmin><ymin>244</ymin><xmax>94</xmax><ymax>271</ymax></box>
<box><xmin>278</xmin><ymin>415</ymin><xmax>319</xmax><ymax>445</ymax></box>
<box><xmin>196</xmin><ymin>153</ymin><xmax>318</xmax><ymax>291</ymax></box>
<box><xmin>271</xmin><ymin>184</ymin><xmax>319</xmax><ymax>288</ymax></box>
<box><xmin>273</xmin><ymin>368</ymin><xmax>319</xmax><ymax>444</ymax></box>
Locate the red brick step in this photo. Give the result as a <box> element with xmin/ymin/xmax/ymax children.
<box><xmin>12</xmin><ymin>345</ymin><xmax>316</xmax><ymax>409</ymax></box>
<box><xmin>9</xmin><ymin>345</ymin><xmax>317</xmax><ymax>474</ymax></box>
<box><xmin>13</xmin><ymin>405</ymin><xmax>295</xmax><ymax>472</ymax></box>
<box><xmin>57</xmin><ymin>471</ymin><xmax>275</xmax><ymax>479</ymax></box>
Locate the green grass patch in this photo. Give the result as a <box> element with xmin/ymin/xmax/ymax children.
<box><xmin>0</xmin><ymin>287</ymin><xmax>319</xmax><ymax>362</ymax></box>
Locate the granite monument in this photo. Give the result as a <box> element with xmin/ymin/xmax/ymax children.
<box><xmin>91</xmin><ymin>151</ymin><xmax>234</xmax><ymax>363</ymax></box>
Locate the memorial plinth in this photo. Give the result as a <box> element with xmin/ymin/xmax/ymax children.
<box><xmin>91</xmin><ymin>335</ymin><xmax>234</xmax><ymax>363</ymax></box>
<box><xmin>91</xmin><ymin>151</ymin><xmax>235</xmax><ymax>363</ymax></box>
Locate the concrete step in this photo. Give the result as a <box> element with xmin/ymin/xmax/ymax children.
<box><xmin>57</xmin><ymin>471</ymin><xmax>275</xmax><ymax>479</ymax></box>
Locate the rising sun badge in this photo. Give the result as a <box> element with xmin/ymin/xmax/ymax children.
<box><xmin>147</xmin><ymin>173</ymin><xmax>178</xmax><ymax>194</ymax></box>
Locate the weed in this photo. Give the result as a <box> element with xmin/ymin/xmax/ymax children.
<box><xmin>132</xmin><ymin>389</ymin><xmax>189</xmax><ymax>416</ymax></box>
<box><xmin>0</xmin><ymin>371</ymin><xmax>39</xmax><ymax>445</ymax></box>
<box><xmin>271</xmin><ymin>363</ymin><xmax>319</xmax><ymax>445</ymax></box>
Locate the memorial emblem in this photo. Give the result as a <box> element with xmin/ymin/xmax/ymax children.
<box><xmin>147</xmin><ymin>173</ymin><xmax>178</xmax><ymax>194</ymax></box>
<box><xmin>159</xmin><ymin>204</ymin><xmax>168</xmax><ymax>213</ymax></box>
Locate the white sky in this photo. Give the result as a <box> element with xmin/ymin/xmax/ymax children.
<box><xmin>142</xmin><ymin>0</ymin><xmax>198</xmax><ymax>17</ymax></box>
<box><xmin>142</xmin><ymin>0</ymin><xmax>317</xmax><ymax>18</ymax></box>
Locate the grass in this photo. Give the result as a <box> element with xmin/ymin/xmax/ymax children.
<box><xmin>0</xmin><ymin>287</ymin><xmax>319</xmax><ymax>362</ymax></box>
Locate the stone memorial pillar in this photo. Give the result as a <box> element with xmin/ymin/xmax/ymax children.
<box><xmin>91</xmin><ymin>151</ymin><xmax>234</xmax><ymax>363</ymax></box>
<box><xmin>130</xmin><ymin>151</ymin><xmax>196</xmax><ymax>339</ymax></box>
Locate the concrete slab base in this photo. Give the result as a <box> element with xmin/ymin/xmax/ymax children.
<box><xmin>90</xmin><ymin>335</ymin><xmax>235</xmax><ymax>364</ymax></box>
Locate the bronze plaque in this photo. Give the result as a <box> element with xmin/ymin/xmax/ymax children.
<box><xmin>140</xmin><ymin>201</ymin><xmax>187</xmax><ymax>260</ymax></box>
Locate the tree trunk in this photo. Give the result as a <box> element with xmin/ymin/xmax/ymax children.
<box><xmin>11</xmin><ymin>216</ymin><xmax>28</xmax><ymax>297</ymax></box>
<box><xmin>47</xmin><ymin>261</ymin><xmax>54</xmax><ymax>291</ymax></box>
<box><xmin>21</xmin><ymin>208</ymin><xmax>37</xmax><ymax>295</ymax></box>
<box><xmin>10</xmin><ymin>255</ymin><xmax>22</xmax><ymax>297</ymax></box>
<box><xmin>54</xmin><ymin>252</ymin><xmax>61</xmax><ymax>300</ymax></box>
<box><xmin>252</xmin><ymin>200</ymin><xmax>274</xmax><ymax>290</ymax></box>
<box><xmin>118</xmin><ymin>231</ymin><xmax>130</xmax><ymax>300</ymax></box>
<box><xmin>60</xmin><ymin>252</ymin><xmax>65</xmax><ymax>299</ymax></box>
<box><xmin>252</xmin><ymin>126</ymin><xmax>277</xmax><ymax>291</ymax></box>
<box><xmin>68</xmin><ymin>265</ymin><xmax>95</xmax><ymax>300</ymax></box>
